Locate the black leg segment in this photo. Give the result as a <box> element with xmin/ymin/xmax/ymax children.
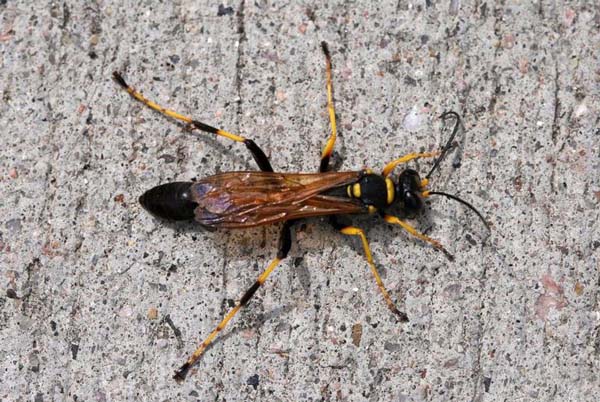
<box><xmin>244</xmin><ymin>139</ymin><xmax>274</xmax><ymax>172</ymax></box>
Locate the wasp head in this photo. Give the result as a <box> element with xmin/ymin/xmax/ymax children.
<box><xmin>395</xmin><ymin>169</ymin><xmax>425</xmax><ymax>215</ymax></box>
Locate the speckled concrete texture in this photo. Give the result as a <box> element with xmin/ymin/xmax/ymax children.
<box><xmin>1</xmin><ymin>1</ymin><xmax>598</xmax><ymax>401</ymax></box>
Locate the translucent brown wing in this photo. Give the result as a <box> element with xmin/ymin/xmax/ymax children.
<box><xmin>189</xmin><ymin>171</ymin><xmax>365</xmax><ymax>228</ymax></box>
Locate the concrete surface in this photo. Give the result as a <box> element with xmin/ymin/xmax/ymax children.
<box><xmin>1</xmin><ymin>1</ymin><xmax>598</xmax><ymax>401</ymax></box>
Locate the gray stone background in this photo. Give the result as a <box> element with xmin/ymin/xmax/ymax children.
<box><xmin>1</xmin><ymin>1</ymin><xmax>598</xmax><ymax>401</ymax></box>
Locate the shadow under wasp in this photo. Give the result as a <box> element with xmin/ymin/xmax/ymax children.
<box><xmin>113</xmin><ymin>42</ymin><xmax>489</xmax><ymax>382</ymax></box>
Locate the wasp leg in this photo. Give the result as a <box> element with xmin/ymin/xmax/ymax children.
<box><xmin>383</xmin><ymin>214</ymin><xmax>454</xmax><ymax>261</ymax></box>
<box><xmin>381</xmin><ymin>152</ymin><xmax>440</xmax><ymax>177</ymax></box>
<box><xmin>329</xmin><ymin>216</ymin><xmax>408</xmax><ymax>322</ymax></box>
<box><xmin>319</xmin><ymin>42</ymin><xmax>338</xmax><ymax>173</ymax></box>
<box><xmin>173</xmin><ymin>220</ymin><xmax>294</xmax><ymax>382</ymax></box>
<box><xmin>113</xmin><ymin>72</ymin><xmax>273</xmax><ymax>172</ymax></box>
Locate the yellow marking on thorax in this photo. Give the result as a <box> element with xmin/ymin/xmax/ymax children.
<box><xmin>352</xmin><ymin>183</ymin><xmax>361</xmax><ymax>198</ymax></box>
<box><xmin>368</xmin><ymin>205</ymin><xmax>377</xmax><ymax>214</ymax></box>
<box><xmin>385</xmin><ymin>177</ymin><xmax>395</xmax><ymax>205</ymax></box>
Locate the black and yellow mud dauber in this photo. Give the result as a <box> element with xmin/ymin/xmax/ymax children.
<box><xmin>113</xmin><ymin>42</ymin><xmax>489</xmax><ymax>382</ymax></box>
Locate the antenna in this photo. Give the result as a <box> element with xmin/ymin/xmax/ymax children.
<box><xmin>426</xmin><ymin>111</ymin><xmax>462</xmax><ymax>180</ymax></box>
<box><xmin>427</xmin><ymin>191</ymin><xmax>491</xmax><ymax>232</ymax></box>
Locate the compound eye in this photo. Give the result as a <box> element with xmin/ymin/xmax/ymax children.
<box><xmin>404</xmin><ymin>191</ymin><xmax>422</xmax><ymax>211</ymax></box>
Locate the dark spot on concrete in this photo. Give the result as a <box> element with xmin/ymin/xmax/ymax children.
<box><xmin>6</xmin><ymin>218</ymin><xmax>22</xmax><ymax>234</ymax></box>
<box><xmin>483</xmin><ymin>376</ymin><xmax>492</xmax><ymax>392</ymax></box>
<box><xmin>247</xmin><ymin>374</ymin><xmax>259</xmax><ymax>389</ymax></box>
<box><xmin>166</xmin><ymin>267</ymin><xmax>176</xmax><ymax>279</ymax></box>
<box><xmin>217</xmin><ymin>5</ymin><xmax>234</xmax><ymax>16</ymax></box>
<box><xmin>480</xmin><ymin>2</ymin><xmax>488</xmax><ymax>17</ymax></box>
<box><xmin>404</xmin><ymin>75</ymin><xmax>417</xmax><ymax>86</ymax></box>
<box><xmin>384</xmin><ymin>341</ymin><xmax>401</xmax><ymax>352</ymax></box>
<box><xmin>169</xmin><ymin>55</ymin><xmax>180</xmax><ymax>64</ymax></box>
<box><xmin>6</xmin><ymin>288</ymin><xmax>18</xmax><ymax>299</ymax></box>
<box><xmin>443</xmin><ymin>358</ymin><xmax>458</xmax><ymax>368</ymax></box>
<box><xmin>34</xmin><ymin>392</ymin><xmax>44</xmax><ymax>402</ymax></box>
<box><xmin>158</xmin><ymin>154</ymin><xmax>176</xmax><ymax>163</ymax></box>
<box><xmin>452</xmin><ymin>155</ymin><xmax>462</xmax><ymax>168</ymax></box>
<box><xmin>88</xmin><ymin>51</ymin><xmax>98</xmax><ymax>59</ymax></box>
<box><xmin>163</xmin><ymin>314</ymin><xmax>183</xmax><ymax>350</ymax></box>
<box><xmin>465</xmin><ymin>233</ymin><xmax>477</xmax><ymax>246</ymax></box>
<box><xmin>71</xmin><ymin>343</ymin><xmax>79</xmax><ymax>360</ymax></box>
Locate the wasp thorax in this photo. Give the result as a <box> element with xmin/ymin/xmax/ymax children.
<box><xmin>396</xmin><ymin>169</ymin><xmax>424</xmax><ymax>213</ymax></box>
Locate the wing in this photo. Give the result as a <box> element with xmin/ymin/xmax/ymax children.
<box><xmin>189</xmin><ymin>171</ymin><xmax>365</xmax><ymax>228</ymax></box>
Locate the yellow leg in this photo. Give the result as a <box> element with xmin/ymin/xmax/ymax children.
<box><xmin>384</xmin><ymin>215</ymin><xmax>454</xmax><ymax>261</ymax></box>
<box><xmin>113</xmin><ymin>72</ymin><xmax>275</xmax><ymax>172</ymax></box>
<box><xmin>173</xmin><ymin>257</ymin><xmax>283</xmax><ymax>382</ymax></box>
<box><xmin>382</xmin><ymin>152</ymin><xmax>440</xmax><ymax>177</ymax></box>
<box><xmin>113</xmin><ymin>71</ymin><xmax>245</xmax><ymax>143</ymax></box>
<box><xmin>319</xmin><ymin>42</ymin><xmax>337</xmax><ymax>172</ymax></box>
<box><xmin>339</xmin><ymin>226</ymin><xmax>408</xmax><ymax>321</ymax></box>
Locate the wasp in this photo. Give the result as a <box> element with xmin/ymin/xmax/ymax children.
<box><xmin>113</xmin><ymin>42</ymin><xmax>489</xmax><ymax>382</ymax></box>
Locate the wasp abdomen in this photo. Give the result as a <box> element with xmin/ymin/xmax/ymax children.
<box><xmin>139</xmin><ymin>182</ymin><xmax>198</xmax><ymax>221</ymax></box>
